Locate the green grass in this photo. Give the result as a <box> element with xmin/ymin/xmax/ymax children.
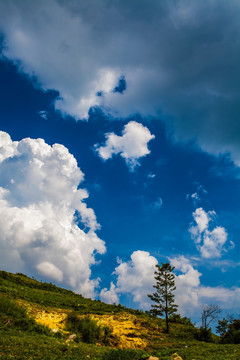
<box><xmin>0</xmin><ymin>270</ymin><xmax>240</xmax><ymax>360</ymax></box>
<box><xmin>0</xmin><ymin>270</ymin><xmax>135</xmax><ymax>315</ymax></box>
<box><xmin>0</xmin><ymin>296</ymin><xmax>51</xmax><ymax>335</ymax></box>
<box><xmin>0</xmin><ymin>329</ymin><xmax>149</xmax><ymax>360</ymax></box>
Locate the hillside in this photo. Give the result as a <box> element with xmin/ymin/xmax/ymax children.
<box><xmin>0</xmin><ymin>270</ymin><xmax>239</xmax><ymax>360</ymax></box>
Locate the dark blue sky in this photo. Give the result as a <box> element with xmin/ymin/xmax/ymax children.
<box><xmin>0</xmin><ymin>0</ymin><xmax>239</xmax><ymax>320</ymax></box>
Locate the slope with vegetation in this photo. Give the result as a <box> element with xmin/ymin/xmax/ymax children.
<box><xmin>0</xmin><ymin>270</ymin><xmax>239</xmax><ymax>360</ymax></box>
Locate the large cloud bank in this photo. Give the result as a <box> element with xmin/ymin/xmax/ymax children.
<box><xmin>0</xmin><ymin>131</ymin><xmax>105</xmax><ymax>297</ymax></box>
<box><xmin>0</xmin><ymin>0</ymin><xmax>240</xmax><ymax>165</ymax></box>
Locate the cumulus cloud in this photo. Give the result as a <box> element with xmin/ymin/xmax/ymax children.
<box><xmin>0</xmin><ymin>130</ymin><xmax>105</xmax><ymax>297</ymax></box>
<box><xmin>36</xmin><ymin>261</ymin><xmax>63</xmax><ymax>282</ymax></box>
<box><xmin>197</xmin><ymin>286</ymin><xmax>240</xmax><ymax>311</ymax></box>
<box><xmin>171</xmin><ymin>256</ymin><xmax>240</xmax><ymax>315</ymax></box>
<box><xmin>95</xmin><ymin>121</ymin><xmax>155</xmax><ymax>170</ymax></box>
<box><xmin>101</xmin><ymin>251</ymin><xmax>240</xmax><ymax>316</ymax></box>
<box><xmin>100</xmin><ymin>251</ymin><xmax>157</xmax><ymax>308</ymax></box>
<box><xmin>0</xmin><ymin>0</ymin><xmax>240</xmax><ymax>165</ymax></box>
<box><xmin>189</xmin><ymin>207</ymin><xmax>232</xmax><ymax>259</ymax></box>
<box><xmin>171</xmin><ymin>256</ymin><xmax>202</xmax><ymax>314</ymax></box>
<box><xmin>100</xmin><ymin>282</ymin><xmax>119</xmax><ymax>305</ymax></box>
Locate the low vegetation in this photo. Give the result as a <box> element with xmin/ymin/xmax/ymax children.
<box><xmin>0</xmin><ymin>270</ymin><xmax>239</xmax><ymax>359</ymax></box>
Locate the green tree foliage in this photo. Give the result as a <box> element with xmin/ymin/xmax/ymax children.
<box><xmin>217</xmin><ymin>318</ymin><xmax>240</xmax><ymax>344</ymax></box>
<box><xmin>216</xmin><ymin>318</ymin><xmax>229</xmax><ymax>338</ymax></box>
<box><xmin>194</xmin><ymin>327</ymin><xmax>213</xmax><ymax>342</ymax></box>
<box><xmin>148</xmin><ymin>262</ymin><xmax>178</xmax><ymax>333</ymax></box>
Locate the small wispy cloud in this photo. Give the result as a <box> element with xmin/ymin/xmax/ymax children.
<box><xmin>151</xmin><ymin>197</ymin><xmax>163</xmax><ymax>210</ymax></box>
<box><xmin>186</xmin><ymin>184</ymin><xmax>207</xmax><ymax>206</ymax></box>
<box><xmin>147</xmin><ymin>172</ymin><xmax>156</xmax><ymax>179</ymax></box>
<box><xmin>38</xmin><ymin>110</ymin><xmax>48</xmax><ymax>120</ymax></box>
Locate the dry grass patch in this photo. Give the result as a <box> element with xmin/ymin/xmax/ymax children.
<box><xmin>92</xmin><ymin>313</ymin><xmax>149</xmax><ymax>349</ymax></box>
<box><xmin>17</xmin><ymin>300</ymin><xmax>67</xmax><ymax>331</ymax></box>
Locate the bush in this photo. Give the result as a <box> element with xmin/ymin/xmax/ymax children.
<box><xmin>194</xmin><ymin>327</ymin><xmax>213</xmax><ymax>342</ymax></box>
<box><xmin>169</xmin><ymin>313</ymin><xmax>192</xmax><ymax>325</ymax></box>
<box><xmin>66</xmin><ymin>312</ymin><xmax>103</xmax><ymax>344</ymax></box>
<box><xmin>103</xmin><ymin>325</ymin><xmax>112</xmax><ymax>345</ymax></box>
<box><xmin>0</xmin><ymin>295</ymin><xmax>27</xmax><ymax>320</ymax></box>
<box><xmin>0</xmin><ymin>296</ymin><xmax>51</xmax><ymax>335</ymax></box>
<box><xmin>222</xmin><ymin>319</ymin><xmax>240</xmax><ymax>344</ymax></box>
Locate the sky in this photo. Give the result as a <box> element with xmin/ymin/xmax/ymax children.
<box><xmin>0</xmin><ymin>0</ymin><xmax>240</xmax><ymax>324</ymax></box>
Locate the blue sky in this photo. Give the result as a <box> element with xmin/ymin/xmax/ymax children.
<box><xmin>0</xmin><ymin>0</ymin><xmax>239</xmax><ymax>322</ymax></box>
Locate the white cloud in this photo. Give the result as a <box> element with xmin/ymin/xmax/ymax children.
<box><xmin>171</xmin><ymin>256</ymin><xmax>202</xmax><ymax>314</ymax></box>
<box><xmin>95</xmin><ymin>121</ymin><xmax>155</xmax><ymax>170</ymax></box>
<box><xmin>1</xmin><ymin>1</ymin><xmax>239</xmax><ymax>165</ymax></box>
<box><xmin>171</xmin><ymin>256</ymin><xmax>240</xmax><ymax>315</ymax></box>
<box><xmin>101</xmin><ymin>250</ymin><xmax>240</xmax><ymax>317</ymax></box>
<box><xmin>189</xmin><ymin>207</ymin><xmax>231</xmax><ymax>259</ymax></box>
<box><xmin>151</xmin><ymin>197</ymin><xmax>163</xmax><ymax>210</ymax></box>
<box><xmin>0</xmin><ymin>130</ymin><xmax>105</xmax><ymax>297</ymax></box>
<box><xmin>0</xmin><ymin>131</ymin><xmax>18</xmax><ymax>162</ymax></box>
<box><xmin>100</xmin><ymin>251</ymin><xmax>157</xmax><ymax>308</ymax></box>
<box><xmin>147</xmin><ymin>172</ymin><xmax>156</xmax><ymax>179</ymax></box>
<box><xmin>36</xmin><ymin>261</ymin><xmax>63</xmax><ymax>282</ymax></box>
<box><xmin>100</xmin><ymin>282</ymin><xmax>119</xmax><ymax>305</ymax></box>
<box><xmin>187</xmin><ymin>185</ymin><xmax>207</xmax><ymax>206</ymax></box>
<box><xmin>38</xmin><ymin>110</ymin><xmax>48</xmax><ymax>120</ymax></box>
<box><xmin>198</xmin><ymin>286</ymin><xmax>240</xmax><ymax>311</ymax></box>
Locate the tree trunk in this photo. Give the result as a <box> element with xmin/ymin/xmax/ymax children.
<box><xmin>166</xmin><ymin>312</ymin><xmax>169</xmax><ymax>333</ymax></box>
<box><xmin>165</xmin><ymin>281</ymin><xmax>169</xmax><ymax>333</ymax></box>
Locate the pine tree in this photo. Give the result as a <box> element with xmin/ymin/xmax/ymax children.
<box><xmin>148</xmin><ymin>262</ymin><xmax>178</xmax><ymax>333</ymax></box>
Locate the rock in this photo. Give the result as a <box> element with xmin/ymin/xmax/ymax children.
<box><xmin>171</xmin><ymin>353</ymin><xmax>183</xmax><ymax>360</ymax></box>
<box><xmin>66</xmin><ymin>334</ymin><xmax>76</xmax><ymax>342</ymax></box>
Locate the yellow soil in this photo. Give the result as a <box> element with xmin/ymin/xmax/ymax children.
<box><xmin>16</xmin><ymin>301</ymin><xmax>149</xmax><ymax>349</ymax></box>
<box><xmin>17</xmin><ymin>300</ymin><xmax>67</xmax><ymax>331</ymax></box>
<box><xmin>92</xmin><ymin>313</ymin><xmax>148</xmax><ymax>349</ymax></box>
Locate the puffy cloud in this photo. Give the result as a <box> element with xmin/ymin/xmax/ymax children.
<box><xmin>171</xmin><ymin>256</ymin><xmax>202</xmax><ymax>314</ymax></box>
<box><xmin>198</xmin><ymin>286</ymin><xmax>240</xmax><ymax>311</ymax></box>
<box><xmin>0</xmin><ymin>130</ymin><xmax>105</xmax><ymax>297</ymax></box>
<box><xmin>189</xmin><ymin>208</ymin><xmax>231</xmax><ymax>259</ymax></box>
<box><xmin>0</xmin><ymin>1</ymin><xmax>240</xmax><ymax>165</ymax></box>
<box><xmin>36</xmin><ymin>261</ymin><xmax>63</xmax><ymax>282</ymax></box>
<box><xmin>100</xmin><ymin>251</ymin><xmax>157</xmax><ymax>308</ymax></box>
<box><xmin>102</xmin><ymin>250</ymin><xmax>240</xmax><ymax>316</ymax></box>
<box><xmin>95</xmin><ymin>121</ymin><xmax>155</xmax><ymax>170</ymax></box>
<box><xmin>171</xmin><ymin>256</ymin><xmax>240</xmax><ymax>315</ymax></box>
<box><xmin>0</xmin><ymin>131</ymin><xmax>17</xmax><ymax>162</ymax></box>
<box><xmin>100</xmin><ymin>282</ymin><xmax>119</xmax><ymax>305</ymax></box>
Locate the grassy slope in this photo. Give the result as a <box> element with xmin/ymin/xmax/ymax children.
<box><xmin>0</xmin><ymin>270</ymin><xmax>239</xmax><ymax>360</ymax></box>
